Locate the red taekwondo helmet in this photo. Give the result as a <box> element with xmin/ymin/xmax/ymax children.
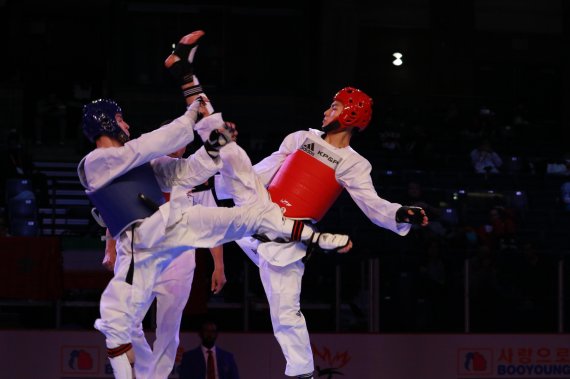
<box><xmin>333</xmin><ymin>87</ymin><xmax>373</xmax><ymax>131</ymax></box>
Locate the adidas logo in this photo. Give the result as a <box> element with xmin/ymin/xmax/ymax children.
<box><xmin>298</xmin><ymin>137</ymin><xmax>342</xmax><ymax>169</ymax></box>
<box><xmin>300</xmin><ymin>142</ymin><xmax>315</xmax><ymax>156</ymax></box>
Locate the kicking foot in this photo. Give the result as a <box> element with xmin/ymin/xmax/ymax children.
<box><xmin>309</xmin><ymin>232</ymin><xmax>352</xmax><ymax>253</ymax></box>
<box><xmin>164</xmin><ymin>30</ymin><xmax>205</xmax><ymax>69</ymax></box>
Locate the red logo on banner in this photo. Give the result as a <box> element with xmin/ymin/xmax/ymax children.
<box><xmin>312</xmin><ymin>344</ymin><xmax>351</xmax><ymax>377</ymax></box>
<box><xmin>61</xmin><ymin>346</ymin><xmax>100</xmax><ymax>375</ymax></box>
<box><xmin>457</xmin><ymin>349</ymin><xmax>493</xmax><ymax>376</ymax></box>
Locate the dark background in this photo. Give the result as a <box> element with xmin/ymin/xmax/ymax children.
<box><xmin>1</xmin><ymin>0</ymin><xmax>568</xmax><ymax>153</ymax></box>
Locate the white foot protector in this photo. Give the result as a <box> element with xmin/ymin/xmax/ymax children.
<box><xmin>311</xmin><ymin>232</ymin><xmax>351</xmax><ymax>252</ymax></box>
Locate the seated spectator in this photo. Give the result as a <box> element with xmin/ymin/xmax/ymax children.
<box><xmin>1</xmin><ymin>129</ymin><xmax>32</xmax><ymax>178</ymax></box>
<box><xmin>34</xmin><ymin>91</ymin><xmax>67</xmax><ymax>146</ymax></box>
<box><xmin>469</xmin><ymin>244</ymin><xmax>499</xmax><ymax>297</ymax></box>
<box><xmin>0</xmin><ymin>214</ymin><xmax>8</xmax><ymax>237</ymax></box>
<box><xmin>404</xmin><ymin>124</ymin><xmax>436</xmax><ymax>169</ymax></box>
<box><xmin>460</xmin><ymin>115</ymin><xmax>484</xmax><ymax>143</ymax></box>
<box><xmin>512</xmin><ymin>102</ymin><xmax>530</xmax><ymax>129</ymax></box>
<box><xmin>561</xmin><ymin>181</ymin><xmax>570</xmax><ymax>211</ymax></box>
<box><xmin>379</xmin><ymin>129</ymin><xmax>402</xmax><ymax>151</ymax></box>
<box><xmin>546</xmin><ymin>152</ymin><xmax>570</xmax><ymax>176</ymax></box>
<box><xmin>399</xmin><ymin>180</ymin><xmax>451</xmax><ymax>236</ymax></box>
<box><xmin>400</xmin><ymin>181</ymin><xmax>440</xmax><ymax>216</ymax></box>
<box><xmin>1</xmin><ymin>129</ymin><xmax>49</xmax><ymax>208</ymax></box>
<box><xmin>476</xmin><ymin>206</ymin><xmax>517</xmax><ymax>252</ymax></box>
<box><xmin>470</xmin><ymin>139</ymin><xmax>503</xmax><ymax>174</ymax></box>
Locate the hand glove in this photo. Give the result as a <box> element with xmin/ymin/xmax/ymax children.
<box><xmin>204</xmin><ymin>123</ymin><xmax>234</xmax><ymax>158</ymax></box>
<box><xmin>194</xmin><ymin>112</ymin><xmax>225</xmax><ymax>143</ymax></box>
<box><xmin>395</xmin><ymin>206</ymin><xmax>427</xmax><ymax>225</ymax></box>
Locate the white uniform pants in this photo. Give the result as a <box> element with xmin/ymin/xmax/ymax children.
<box><xmin>259</xmin><ymin>257</ymin><xmax>313</xmax><ymax>376</ymax></box>
<box><xmin>220</xmin><ymin>144</ymin><xmax>314</xmax><ymax>377</ymax></box>
<box><xmin>95</xmin><ymin>194</ymin><xmax>286</xmax><ymax>352</ymax></box>
<box><xmin>131</xmin><ymin>249</ymin><xmax>195</xmax><ymax>379</ymax></box>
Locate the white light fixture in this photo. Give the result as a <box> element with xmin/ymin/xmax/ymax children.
<box><xmin>392</xmin><ymin>52</ymin><xmax>403</xmax><ymax>66</ymax></box>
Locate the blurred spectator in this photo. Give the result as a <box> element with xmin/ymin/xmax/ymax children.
<box><xmin>179</xmin><ymin>319</ymin><xmax>240</xmax><ymax>379</ymax></box>
<box><xmin>404</xmin><ymin>124</ymin><xmax>436</xmax><ymax>169</ymax></box>
<box><xmin>442</xmin><ymin>102</ymin><xmax>461</xmax><ymax>130</ymax></box>
<box><xmin>1</xmin><ymin>128</ymin><xmax>32</xmax><ymax>177</ymax></box>
<box><xmin>469</xmin><ymin>244</ymin><xmax>501</xmax><ymax>331</ymax></box>
<box><xmin>398</xmin><ymin>180</ymin><xmax>450</xmax><ymax>238</ymax></box>
<box><xmin>460</xmin><ymin>115</ymin><xmax>484</xmax><ymax>142</ymax></box>
<box><xmin>560</xmin><ymin>182</ymin><xmax>570</xmax><ymax>211</ymax></box>
<box><xmin>379</xmin><ymin>129</ymin><xmax>402</xmax><ymax>151</ymax></box>
<box><xmin>417</xmin><ymin>239</ymin><xmax>449</xmax><ymax>330</ymax></box>
<box><xmin>469</xmin><ymin>245</ymin><xmax>498</xmax><ymax>292</ymax></box>
<box><xmin>401</xmin><ymin>181</ymin><xmax>442</xmax><ymax>220</ymax></box>
<box><xmin>0</xmin><ymin>129</ymin><xmax>48</xmax><ymax>208</ymax></box>
<box><xmin>476</xmin><ymin>206</ymin><xmax>517</xmax><ymax>252</ymax></box>
<box><xmin>419</xmin><ymin>240</ymin><xmax>446</xmax><ymax>288</ymax></box>
<box><xmin>510</xmin><ymin>242</ymin><xmax>557</xmax><ymax>331</ymax></box>
<box><xmin>512</xmin><ymin>101</ymin><xmax>530</xmax><ymax>129</ymax></box>
<box><xmin>477</xmin><ymin>105</ymin><xmax>502</xmax><ymax>138</ymax></box>
<box><xmin>546</xmin><ymin>152</ymin><xmax>570</xmax><ymax>176</ymax></box>
<box><xmin>70</xmin><ymin>81</ymin><xmax>93</xmax><ymax>106</ymax></box>
<box><xmin>460</xmin><ymin>105</ymin><xmax>499</xmax><ymax>143</ymax></box>
<box><xmin>470</xmin><ymin>139</ymin><xmax>503</xmax><ymax>174</ymax></box>
<box><xmin>34</xmin><ymin>91</ymin><xmax>67</xmax><ymax>145</ymax></box>
<box><xmin>0</xmin><ymin>214</ymin><xmax>8</xmax><ymax>237</ymax></box>
<box><xmin>67</xmin><ymin>81</ymin><xmax>94</xmax><ymax>150</ymax></box>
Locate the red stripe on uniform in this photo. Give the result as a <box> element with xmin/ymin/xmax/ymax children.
<box><xmin>107</xmin><ymin>343</ymin><xmax>132</xmax><ymax>358</ymax></box>
<box><xmin>292</xmin><ymin>220</ymin><xmax>303</xmax><ymax>241</ymax></box>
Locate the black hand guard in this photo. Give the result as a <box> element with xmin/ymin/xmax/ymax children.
<box><xmin>204</xmin><ymin>127</ymin><xmax>233</xmax><ymax>159</ymax></box>
<box><xmin>395</xmin><ymin>206</ymin><xmax>425</xmax><ymax>225</ymax></box>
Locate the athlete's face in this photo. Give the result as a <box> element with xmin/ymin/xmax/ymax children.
<box><xmin>322</xmin><ymin>100</ymin><xmax>343</xmax><ymax>128</ymax></box>
<box><xmin>115</xmin><ymin>113</ymin><xmax>130</xmax><ymax>138</ymax></box>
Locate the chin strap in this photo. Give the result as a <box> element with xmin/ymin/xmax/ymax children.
<box><xmin>322</xmin><ymin>120</ymin><xmax>341</xmax><ymax>133</ymax></box>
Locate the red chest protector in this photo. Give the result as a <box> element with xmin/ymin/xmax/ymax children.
<box><xmin>268</xmin><ymin>137</ymin><xmax>343</xmax><ymax>222</ymax></box>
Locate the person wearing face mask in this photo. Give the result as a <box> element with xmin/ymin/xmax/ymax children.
<box><xmin>179</xmin><ymin>319</ymin><xmax>240</xmax><ymax>379</ymax></box>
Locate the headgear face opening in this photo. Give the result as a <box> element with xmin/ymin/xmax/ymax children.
<box><xmin>82</xmin><ymin>99</ymin><xmax>129</xmax><ymax>144</ymax></box>
<box><xmin>333</xmin><ymin>87</ymin><xmax>373</xmax><ymax>131</ymax></box>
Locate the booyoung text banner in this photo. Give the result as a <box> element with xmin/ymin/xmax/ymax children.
<box><xmin>0</xmin><ymin>331</ymin><xmax>568</xmax><ymax>378</ymax></box>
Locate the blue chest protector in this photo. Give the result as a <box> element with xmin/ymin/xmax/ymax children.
<box><xmin>87</xmin><ymin>163</ymin><xmax>166</xmax><ymax>238</ymax></box>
